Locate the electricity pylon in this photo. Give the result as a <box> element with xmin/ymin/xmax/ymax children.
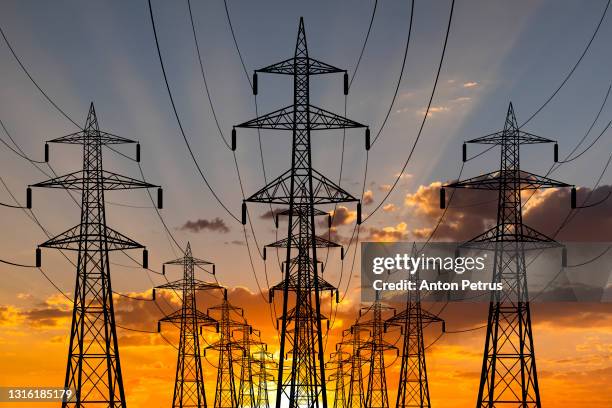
<box><xmin>156</xmin><ymin>242</ymin><xmax>222</xmax><ymax>408</ymax></box>
<box><xmin>235</xmin><ymin>324</ymin><xmax>256</xmax><ymax>408</ymax></box>
<box><xmin>355</xmin><ymin>294</ymin><xmax>397</xmax><ymax>408</ymax></box>
<box><xmin>339</xmin><ymin>325</ymin><xmax>368</xmax><ymax>408</ymax></box>
<box><xmin>252</xmin><ymin>347</ymin><xmax>275</xmax><ymax>408</ymax></box>
<box><xmin>235</xmin><ymin>17</ymin><xmax>368</xmax><ymax>408</ymax></box>
<box><xmin>327</xmin><ymin>349</ymin><xmax>349</xmax><ymax>408</ymax></box>
<box><xmin>29</xmin><ymin>103</ymin><xmax>161</xmax><ymax>407</ymax></box>
<box><xmin>385</xmin><ymin>244</ymin><xmax>444</xmax><ymax>408</ymax></box>
<box><xmin>205</xmin><ymin>289</ymin><xmax>245</xmax><ymax>408</ymax></box>
<box><xmin>441</xmin><ymin>103</ymin><xmax>573</xmax><ymax>407</ymax></box>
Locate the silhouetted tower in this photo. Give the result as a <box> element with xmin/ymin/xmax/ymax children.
<box><xmin>29</xmin><ymin>103</ymin><xmax>161</xmax><ymax>407</ymax></box>
<box><xmin>355</xmin><ymin>294</ymin><xmax>397</xmax><ymax>408</ymax></box>
<box><xmin>156</xmin><ymin>242</ymin><xmax>222</xmax><ymax>408</ymax></box>
<box><xmin>441</xmin><ymin>103</ymin><xmax>573</xmax><ymax>407</ymax></box>
<box><xmin>236</xmin><ymin>324</ymin><xmax>254</xmax><ymax>408</ymax></box>
<box><xmin>327</xmin><ymin>349</ymin><xmax>349</xmax><ymax>408</ymax></box>
<box><xmin>385</xmin><ymin>244</ymin><xmax>444</xmax><ymax>408</ymax></box>
<box><xmin>205</xmin><ymin>290</ymin><xmax>245</xmax><ymax>408</ymax></box>
<box><xmin>345</xmin><ymin>326</ymin><xmax>367</xmax><ymax>408</ymax></box>
<box><xmin>235</xmin><ymin>17</ymin><xmax>368</xmax><ymax>408</ymax></box>
<box><xmin>338</xmin><ymin>325</ymin><xmax>367</xmax><ymax>408</ymax></box>
<box><xmin>252</xmin><ymin>347</ymin><xmax>275</xmax><ymax>408</ymax></box>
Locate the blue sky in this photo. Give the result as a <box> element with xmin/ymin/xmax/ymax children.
<box><xmin>1</xmin><ymin>0</ymin><xmax>611</xmax><ymax>304</ymax></box>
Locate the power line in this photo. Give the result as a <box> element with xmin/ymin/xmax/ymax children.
<box><xmin>520</xmin><ymin>0</ymin><xmax>611</xmax><ymax>127</ymax></box>
<box><xmin>364</xmin><ymin>0</ymin><xmax>455</xmax><ymax>222</ymax></box>
<box><xmin>370</xmin><ymin>0</ymin><xmax>414</xmax><ymax>146</ymax></box>
<box><xmin>147</xmin><ymin>0</ymin><xmax>240</xmax><ymax>223</ymax></box>
<box><xmin>554</xmin><ymin>84</ymin><xmax>611</xmax><ymax>167</ymax></box>
<box><xmin>0</xmin><ymin>24</ymin><xmax>81</xmax><ymax>129</ymax></box>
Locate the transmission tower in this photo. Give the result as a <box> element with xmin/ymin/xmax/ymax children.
<box><xmin>234</xmin><ymin>17</ymin><xmax>368</xmax><ymax>408</ymax></box>
<box><xmin>251</xmin><ymin>346</ymin><xmax>275</xmax><ymax>408</ymax></box>
<box><xmin>156</xmin><ymin>242</ymin><xmax>222</xmax><ymax>408</ymax></box>
<box><xmin>28</xmin><ymin>103</ymin><xmax>161</xmax><ymax>407</ymax></box>
<box><xmin>327</xmin><ymin>349</ymin><xmax>349</xmax><ymax>408</ymax></box>
<box><xmin>441</xmin><ymin>103</ymin><xmax>573</xmax><ymax>407</ymax></box>
<box><xmin>235</xmin><ymin>324</ymin><xmax>271</xmax><ymax>408</ymax></box>
<box><xmin>385</xmin><ymin>244</ymin><xmax>444</xmax><ymax>408</ymax></box>
<box><xmin>205</xmin><ymin>289</ymin><xmax>246</xmax><ymax>408</ymax></box>
<box><xmin>355</xmin><ymin>294</ymin><xmax>397</xmax><ymax>408</ymax></box>
<box><xmin>235</xmin><ymin>324</ymin><xmax>256</xmax><ymax>408</ymax></box>
<box><xmin>339</xmin><ymin>325</ymin><xmax>368</xmax><ymax>408</ymax></box>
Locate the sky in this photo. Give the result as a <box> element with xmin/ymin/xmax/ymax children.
<box><xmin>0</xmin><ymin>0</ymin><xmax>611</xmax><ymax>407</ymax></box>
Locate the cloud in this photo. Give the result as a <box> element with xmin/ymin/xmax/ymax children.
<box><xmin>404</xmin><ymin>181</ymin><xmax>612</xmax><ymax>242</ymax></box>
<box><xmin>522</xmin><ymin>186</ymin><xmax>612</xmax><ymax>241</ymax></box>
<box><xmin>418</xmin><ymin>106</ymin><xmax>450</xmax><ymax>118</ymax></box>
<box><xmin>404</xmin><ymin>181</ymin><xmax>498</xmax><ymax>241</ymax></box>
<box><xmin>366</xmin><ymin>222</ymin><xmax>410</xmax><ymax>242</ymax></box>
<box><xmin>24</xmin><ymin>307</ymin><xmax>71</xmax><ymax>328</ymax></box>
<box><xmin>320</xmin><ymin>206</ymin><xmax>357</xmax><ymax>228</ymax></box>
<box><xmin>382</xmin><ymin>203</ymin><xmax>397</xmax><ymax>212</ymax></box>
<box><xmin>378</xmin><ymin>184</ymin><xmax>393</xmax><ymax>192</ymax></box>
<box><xmin>180</xmin><ymin>217</ymin><xmax>230</xmax><ymax>233</ymax></box>
<box><xmin>453</xmin><ymin>96</ymin><xmax>472</xmax><ymax>103</ymax></box>
<box><xmin>259</xmin><ymin>208</ymin><xmax>287</xmax><ymax>220</ymax></box>
<box><xmin>0</xmin><ymin>305</ymin><xmax>23</xmax><ymax>327</ymax></box>
<box><xmin>363</xmin><ymin>190</ymin><xmax>374</xmax><ymax>206</ymax></box>
<box><xmin>463</xmin><ymin>81</ymin><xmax>478</xmax><ymax>88</ymax></box>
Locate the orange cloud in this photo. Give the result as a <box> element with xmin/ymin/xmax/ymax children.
<box><xmin>363</xmin><ymin>190</ymin><xmax>374</xmax><ymax>206</ymax></box>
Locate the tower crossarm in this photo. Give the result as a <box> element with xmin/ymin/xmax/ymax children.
<box><xmin>236</xmin><ymin>104</ymin><xmax>365</xmax><ymax>131</ymax></box>
<box><xmin>30</xmin><ymin>170</ymin><xmax>158</xmax><ymax>191</ymax></box>
<box><xmin>155</xmin><ymin>278</ymin><xmax>222</xmax><ymax>292</ymax></box>
<box><xmin>164</xmin><ymin>256</ymin><xmax>213</xmax><ymax>266</ymax></box>
<box><xmin>246</xmin><ymin>168</ymin><xmax>358</xmax><ymax>205</ymax></box>
<box><xmin>48</xmin><ymin>131</ymin><xmax>137</xmax><ymax>146</ymax></box>
<box><xmin>257</xmin><ymin>56</ymin><xmax>345</xmax><ymax>76</ymax></box>
<box><xmin>265</xmin><ymin>235</ymin><xmax>340</xmax><ymax>249</ymax></box>
<box><xmin>460</xmin><ymin>224</ymin><xmax>563</xmax><ymax>251</ymax></box>
<box><xmin>39</xmin><ymin>223</ymin><xmax>144</xmax><ymax>251</ymax></box>
<box><xmin>445</xmin><ymin>170</ymin><xmax>571</xmax><ymax>191</ymax></box>
<box><xmin>159</xmin><ymin>309</ymin><xmax>217</xmax><ymax>326</ymax></box>
<box><xmin>385</xmin><ymin>308</ymin><xmax>443</xmax><ymax>327</ymax></box>
<box><xmin>466</xmin><ymin>130</ymin><xmax>555</xmax><ymax>146</ymax></box>
<box><xmin>270</xmin><ymin>271</ymin><xmax>337</xmax><ymax>294</ymax></box>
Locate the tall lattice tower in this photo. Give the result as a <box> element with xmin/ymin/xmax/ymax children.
<box><xmin>235</xmin><ymin>17</ymin><xmax>368</xmax><ymax>408</ymax></box>
<box><xmin>252</xmin><ymin>345</ymin><xmax>275</xmax><ymax>408</ymax></box>
<box><xmin>235</xmin><ymin>324</ymin><xmax>256</xmax><ymax>408</ymax></box>
<box><xmin>441</xmin><ymin>103</ymin><xmax>573</xmax><ymax>407</ymax></box>
<box><xmin>355</xmin><ymin>294</ymin><xmax>397</xmax><ymax>408</ymax></box>
<box><xmin>345</xmin><ymin>326</ymin><xmax>367</xmax><ymax>408</ymax></box>
<box><xmin>205</xmin><ymin>289</ymin><xmax>245</xmax><ymax>408</ymax></box>
<box><xmin>327</xmin><ymin>348</ymin><xmax>350</xmax><ymax>408</ymax></box>
<box><xmin>156</xmin><ymin>242</ymin><xmax>222</xmax><ymax>408</ymax></box>
<box><xmin>29</xmin><ymin>103</ymin><xmax>161</xmax><ymax>407</ymax></box>
<box><xmin>385</xmin><ymin>244</ymin><xmax>444</xmax><ymax>408</ymax></box>
<box><xmin>331</xmin><ymin>325</ymin><xmax>375</xmax><ymax>408</ymax></box>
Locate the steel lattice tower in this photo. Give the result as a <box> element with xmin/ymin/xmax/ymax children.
<box><xmin>236</xmin><ymin>324</ymin><xmax>255</xmax><ymax>408</ymax></box>
<box><xmin>442</xmin><ymin>103</ymin><xmax>573</xmax><ymax>407</ymax></box>
<box><xmin>156</xmin><ymin>242</ymin><xmax>222</xmax><ymax>408</ymax></box>
<box><xmin>205</xmin><ymin>290</ymin><xmax>245</xmax><ymax>408</ymax></box>
<box><xmin>29</xmin><ymin>103</ymin><xmax>161</xmax><ymax>407</ymax></box>
<box><xmin>355</xmin><ymin>294</ymin><xmax>397</xmax><ymax>408</ymax></box>
<box><xmin>327</xmin><ymin>350</ymin><xmax>348</xmax><ymax>408</ymax></box>
<box><xmin>385</xmin><ymin>244</ymin><xmax>444</xmax><ymax>408</ymax></box>
<box><xmin>340</xmin><ymin>325</ymin><xmax>367</xmax><ymax>408</ymax></box>
<box><xmin>236</xmin><ymin>325</ymin><xmax>273</xmax><ymax>408</ymax></box>
<box><xmin>235</xmin><ymin>17</ymin><xmax>368</xmax><ymax>408</ymax></box>
<box><xmin>252</xmin><ymin>347</ymin><xmax>275</xmax><ymax>408</ymax></box>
